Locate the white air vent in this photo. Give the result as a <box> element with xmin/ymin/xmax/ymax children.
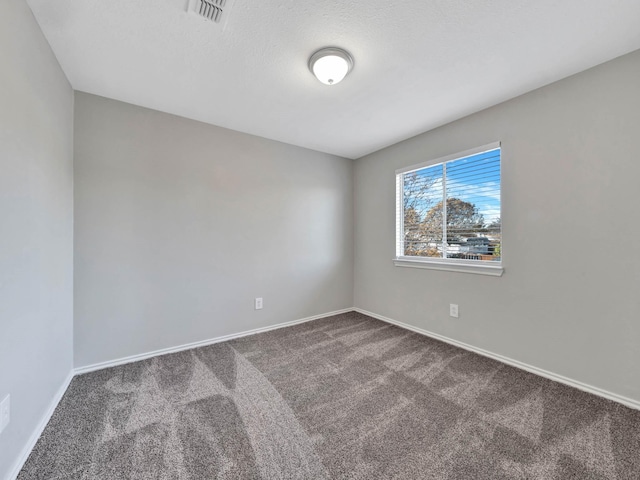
<box><xmin>188</xmin><ymin>0</ymin><xmax>234</xmax><ymax>27</ymax></box>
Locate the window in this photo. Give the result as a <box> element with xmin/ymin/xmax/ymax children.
<box><xmin>395</xmin><ymin>142</ymin><xmax>503</xmax><ymax>276</ymax></box>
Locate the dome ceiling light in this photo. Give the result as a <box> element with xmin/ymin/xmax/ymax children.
<box><xmin>308</xmin><ymin>47</ymin><xmax>354</xmax><ymax>86</ymax></box>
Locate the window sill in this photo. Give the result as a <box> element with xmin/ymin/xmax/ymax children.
<box><xmin>393</xmin><ymin>257</ymin><xmax>504</xmax><ymax>276</ymax></box>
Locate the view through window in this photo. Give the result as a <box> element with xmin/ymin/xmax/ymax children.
<box><xmin>396</xmin><ymin>144</ymin><xmax>501</xmax><ymax>264</ymax></box>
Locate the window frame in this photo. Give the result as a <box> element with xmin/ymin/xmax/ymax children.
<box><xmin>394</xmin><ymin>142</ymin><xmax>504</xmax><ymax>277</ymax></box>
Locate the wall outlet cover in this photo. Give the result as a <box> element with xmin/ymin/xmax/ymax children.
<box><xmin>449</xmin><ymin>304</ymin><xmax>459</xmax><ymax>318</ymax></box>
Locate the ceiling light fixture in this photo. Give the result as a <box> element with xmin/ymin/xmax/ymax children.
<box><xmin>308</xmin><ymin>47</ymin><xmax>354</xmax><ymax>86</ymax></box>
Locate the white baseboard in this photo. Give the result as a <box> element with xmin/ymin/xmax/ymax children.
<box><xmin>6</xmin><ymin>371</ymin><xmax>74</xmax><ymax>480</ymax></box>
<box><xmin>354</xmin><ymin>307</ymin><xmax>640</xmax><ymax>411</ymax></box>
<box><xmin>74</xmin><ymin>308</ymin><xmax>354</xmax><ymax>375</ymax></box>
<box><xmin>9</xmin><ymin>306</ymin><xmax>637</xmax><ymax>480</ymax></box>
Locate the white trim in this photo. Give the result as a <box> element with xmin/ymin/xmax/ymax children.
<box><xmin>354</xmin><ymin>308</ymin><xmax>640</xmax><ymax>411</ymax></box>
<box><xmin>393</xmin><ymin>257</ymin><xmax>504</xmax><ymax>276</ymax></box>
<box><xmin>9</xmin><ymin>305</ymin><xmax>639</xmax><ymax>480</ymax></box>
<box><xmin>395</xmin><ymin>174</ymin><xmax>404</xmax><ymax>258</ymax></box>
<box><xmin>395</xmin><ymin>141</ymin><xmax>501</xmax><ymax>175</ymax></box>
<box><xmin>74</xmin><ymin>308</ymin><xmax>353</xmax><ymax>375</ymax></box>
<box><xmin>6</xmin><ymin>371</ymin><xmax>74</xmax><ymax>480</ymax></box>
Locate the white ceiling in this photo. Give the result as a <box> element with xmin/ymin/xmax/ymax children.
<box><xmin>26</xmin><ymin>0</ymin><xmax>640</xmax><ymax>159</ymax></box>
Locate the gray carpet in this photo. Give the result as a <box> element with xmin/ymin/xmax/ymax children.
<box><xmin>19</xmin><ymin>311</ymin><xmax>640</xmax><ymax>479</ymax></box>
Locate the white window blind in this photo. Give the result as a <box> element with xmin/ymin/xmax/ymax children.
<box><xmin>396</xmin><ymin>143</ymin><xmax>501</xmax><ymax>267</ymax></box>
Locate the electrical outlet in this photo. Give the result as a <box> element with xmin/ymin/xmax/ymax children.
<box><xmin>254</xmin><ymin>297</ymin><xmax>263</xmax><ymax>310</ymax></box>
<box><xmin>0</xmin><ymin>395</ymin><xmax>10</xmax><ymax>434</ymax></box>
<box><xmin>449</xmin><ymin>304</ymin><xmax>459</xmax><ymax>318</ymax></box>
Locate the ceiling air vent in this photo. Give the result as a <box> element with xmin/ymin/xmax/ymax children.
<box><xmin>187</xmin><ymin>0</ymin><xmax>234</xmax><ymax>27</ymax></box>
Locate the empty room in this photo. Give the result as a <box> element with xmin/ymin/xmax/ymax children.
<box><xmin>2</xmin><ymin>0</ymin><xmax>640</xmax><ymax>479</ymax></box>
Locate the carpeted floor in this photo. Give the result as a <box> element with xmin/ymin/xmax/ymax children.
<box><xmin>19</xmin><ymin>311</ymin><xmax>640</xmax><ymax>479</ymax></box>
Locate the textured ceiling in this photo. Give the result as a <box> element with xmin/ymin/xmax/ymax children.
<box><xmin>26</xmin><ymin>0</ymin><xmax>640</xmax><ymax>159</ymax></box>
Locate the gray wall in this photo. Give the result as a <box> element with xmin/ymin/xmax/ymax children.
<box><xmin>73</xmin><ymin>93</ymin><xmax>354</xmax><ymax>368</ymax></box>
<box><xmin>354</xmin><ymin>50</ymin><xmax>640</xmax><ymax>402</ymax></box>
<box><xmin>0</xmin><ymin>1</ymin><xmax>74</xmax><ymax>478</ymax></box>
